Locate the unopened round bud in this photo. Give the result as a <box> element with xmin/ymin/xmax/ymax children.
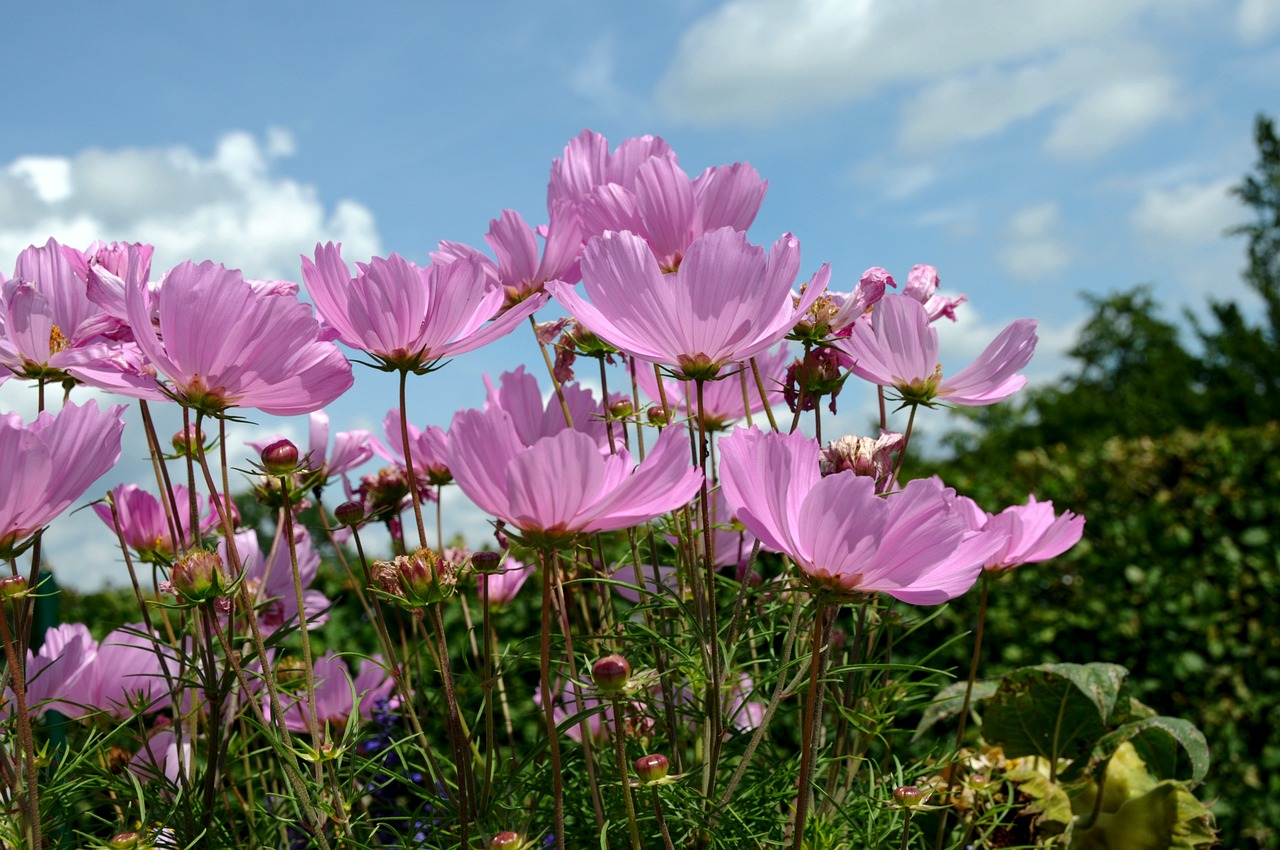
<box><xmin>170</xmin><ymin>549</ymin><xmax>227</xmax><ymax>603</ymax></box>
<box><xmin>608</xmin><ymin>399</ymin><xmax>634</xmax><ymax>420</ymax></box>
<box><xmin>634</xmin><ymin>753</ymin><xmax>670</xmax><ymax>783</ymax></box>
<box><xmin>893</xmin><ymin>785</ymin><xmax>924</xmax><ymax>807</ymax></box>
<box><xmin>334</xmin><ymin>501</ymin><xmax>365</xmax><ymax>527</ymax></box>
<box><xmin>171</xmin><ymin>426</ymin><xmax>206</xmax><ymax>456</ymax></box>
<box><xmin>109</xmin><ymin>833</ymin><xmax>143</xmax><ymax>849</ymax></box>
<box><xmin>261</xmin><ymin>439</ymin><xmax>300</xmax><ymax>475</ymax></box>
<box><xmin>489</xmin><ymin>832</ymin><xmax>524</xmax><ymax>850</ymax></box>
<box><xmin>471</xmin><ymin>550</ymin><xmax>502</xmax><ymax>574</ymax></box>
<box><xmin>0</xmin><ymin>575</ymin><xmax>28</xmax><ymax>600</ymax></box>
<box><xmin>646</xmin><ymin>405</ymin><xmax>668</xmax><ymax>426</ymax></box>
<box><xmin>592</xmin><ymin>654</ymin><xmax>631</xmax><ymax>693</ymax></box>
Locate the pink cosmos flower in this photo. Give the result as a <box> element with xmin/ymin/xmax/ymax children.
<box><xmin>433</xmin><ymin>202</ymin><xmax>583</xmax><ymax>307</ymax></box>
<box><xmin>961</xmin><ymin>496</ymin><xmax>1085</xmax><ymax>572</ymax></box>
<box><xmin>19</xmin><ymin>623</ymin><xmax>98</xmax><ymax>719</ymax></box>
<box><xmin>634</xmin><ymin>343</ymin><xmax>790</xmax><ymax>429</ymax></box>
<box><xmin>482</xmin><ymin>365</ymin><xmax>619</xmax><ymax>453</ymax></box>
<box><xmin>126</xmin><ymin>261</ymin><xmax>353</xmax><ymax>415</ymax></box>
<box><xmin>839</xmin><ymin>294</ymin><xmax>1037</xmax><ymax>407</ymax></box>
<box><xmin>219</xmin><ymin>528</ymin><xmax>330</xmax><ymax>634</ymax></box>
<box><xmin>278</xmin><ymin>653</ymin><xmax>395</xmax><ymax>734</ymax></box>
<box><xmin>92</xmin><ymin>483</ymin><xmax>218</xmax><ymax>561</ymax></box>
<box><xmin>0</xmin><ymin>400</ymin><xmax>126</xmax><ymax>556</ymax></box>
<box><xmin>447</xmin><ymin>375</ymin><xmax>702</xmax><ymax>546</ymax></box>
<box><xmin>76</xmin><ymin>625</ymin><xmax>177</xmax><ymax>718</ymax></box>
<box><xmin>130</xmin><ymin>727</ymin><xmax>193</xmax><ymax>789</ymax></box>
<box><xmin>719</xmin><ymin>427</ymin><xmax>1005</xmax><ymax>604</ymax></box>
<box><xmin>549</xmin><ymin>130</ymin><xmax>767</xmax><ymax>271</ymax></box>
<box><xmin>373</xmin><ymin>408</ymin><xmax>454</xmax><ymax>485</ymax></box>
<box><xmin>301</xmin><ymin>244</ymin><xmax>546</xmax><ymax>373</ymax></box>
<box><xmin>549</xmin><ymin>228</ymin><xmax>829</xmax><ymax>380</ymax></box>
<box><xmin>0</xmin><ymin>238</ymin><xmax>124</xmax><ymax>385</ymax></box>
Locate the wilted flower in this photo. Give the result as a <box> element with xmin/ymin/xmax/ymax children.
<box><xmin>372</xmin><ymin>548</ymin><xmax>457</xmax><ymax>608</ymax></box>
<box><xmin>820</xmin><ymin>432</ymin><xmax>905</xmax><ymax>491</ymax></box>
<box><xmin>169</xmin><ymin>548</ymin><xmax>229</xmax><ymax>603</ymax></box>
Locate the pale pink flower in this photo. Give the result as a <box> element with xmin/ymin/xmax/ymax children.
<box><xmin>719</xmin><ymin>427</ymin><xmax>1004</xmax><ymax>604</ymax></box>
<box><xmin>219</xmin><ymin>528</ymin><xmax>330</xmax><ymax>634</ymax></box>
<box><xmin>963</xmin><ymin>496</ymin><xmax>1085</xmax><ymax>572</ymax></box>
<box><xmin>475</xmin><ymin>557</ymin><xmax>534</xmax><ymax>607</ymax></box>
<box><xmin>20</xmin><ymin>623</ymin><xmax>98</xmax><ymax>719</ymax></box>
<box><xmin>0</xmin><ymin>400</ymin><xmax>125</xmax><ymax>556</ymax></box>
<box><xmin>373</xmin><ymin>408</ymin><xmax>454</xmax><ymax>485</ymax></box>
<box><xmin>447</xmin><ymin>374</ymin><xmax>702</xmax><ymax>545</ymax></box>
<box><xmin>130</xmin><ymin>727</ymin><xmax>193</xmax><ymax>788</ymax></box>
<box><xmin>0</xmin><ymin>238</ymin><xmax>125</xmax><ymax>384</ymax></box>
<box><xmin>278</xmin><ymin>653</ymin><xmax>396</xmax><ymax>734</ymax></box>
<box><xmin>432</xmin><ymin>202</ymin><xmax>583</xmax><ymax>306</ymax></box>
<box><xmin>839</xmin><ymin>294</ymin><xmax>1037</xmax><ymax>407</ymax></box>
<box><xmin>549</xmin><ymin>130</ymin><xmax>767</xmax><ymax>272</ymax></box>
<box><xmin>92</xmin><ymin>483</ymin><xmax>216</xmax><ymax>561</ymax></box>
<box><xmin>549</xmin><ymin>228</ymin><xmax>829</xmax><ymax>380</ymax></box>
<box><xmin>482</xmin><ymin>365</ymin><xmax>618</xmax><ymax>453</ymax></box>
<box><xmin>301</xmin><ymin>243</ymin><xmax>545</xmax><ymax>372</ymax></box>
<box><xmin>78</xmin><ymin>625</ymin><xmax>177</xmax><ymax>718</ymax></box>
<box><xmin>634</xmin><ymin>343</ymin><xmax>789</xmax><ymax>429</ymax></box>
<box><xmin>126</xmin><ymin>261</ymin><xmax>353</xmax><ymax>415</ymax></box>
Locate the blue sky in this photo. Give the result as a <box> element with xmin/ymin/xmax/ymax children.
<box><xmin>4</xmin><ymin>0</ymin><xmax>1278</xmax><ymax>588</ymax></box>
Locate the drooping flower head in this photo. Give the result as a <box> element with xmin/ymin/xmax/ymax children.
<box><xmin>839</xmin><ymin>294</ymin><xmax>1037</xmax><ymax>407</ymax></box>
<box><xmin>549</xmin><ymin>227</ymin><xmax>829</xmax><ymax>381</ymax></box>
<box><xmin>301</xmin><ymin>244</ymin><xmax>546</xmax><ymax>373</ymax></box>
<box><xmin>719</xmin><ymin>427</ymin><xmax>1005</xmax><ymax>604</ymax></box>
<box><xmin>902</xmin><ymin>264</ymin><xmax>966</xmax><ymax>323</ymax></box>
<box><xmin>0</xmin><ymin>400</ymin><xmax>125</xmax><ymax>557</ymax></box>
<box><xmin>791</xmin><ymin>266</ymin><xmax>894</xmax><ymax>343</ymax></box>
<box><xmin>126</xmin><ymin>260</ymin><xmax>353</xmax><ymax>415</ymax></box>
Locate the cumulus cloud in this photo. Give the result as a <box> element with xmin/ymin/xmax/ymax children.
<box><xmin>0</xmin><ymin>129</ymin><xmax>382</xmax><ymax>280</ymax></box>
<box><xmin>999</xmin><ymin>202</ymin><xmax>1071</xmax><ymax>280</ymax></box>
<box><xmin>1131</xmin><ymin>178</ymin><xmax>1241</xmax><ymax>246</ymax></box>
<box><xmin>1237</xmin><ymin>0</ymin><xmax>1280</xmax><ymax>45</ymax></box>
<box><xmin>658</xmin><ymin>0</ymin><xmax>1181</xmax><ymax>157</ymax></box>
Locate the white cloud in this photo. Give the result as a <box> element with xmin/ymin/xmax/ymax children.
<box><xmin>659</xmin><ymin>0</ymin><xmax>1183</xmax><ymax>157</ymax></box>
<box><xmin>1130</xmin><ymin>178</ymin><xmax>1240</xmax><ymax>246</ymax></box>
<box><xmin>1237</xmin><ymin>0</ymin><xmax>1280</xmax><ymax>45</ymax></box>
<box><xmin>0</xmin><ymin>129</ymin><xmax>382</xmax><ymax>281</ymax></box>
<box><xmin>998</xmin><ymin>202</ymin><xmax>1071</xmax><ymax>280</ymax></box>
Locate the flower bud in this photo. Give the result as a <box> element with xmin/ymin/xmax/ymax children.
<box><xmin>373</xmin><ymin>548</ymin><xmax>457</xmax><ymax>608</ymax></box>
<box><xmin>489</xmin><ymin>832</ymin><xmax>525</xmax><ymax>850</ymax></box>
<box><xmin>170</xmin><ymin>549</ymin><xmax>228</xmax><ymax>603</ymax></box>
<box><xmin>646</xmin><ymin>405</ymin><xmax>668</xmax><ymax>426</ymax></box>
<box><xmin>634</xmin><ymin>753</ymin><xmax>670</xmax><ymax>783</ymax></box>
<box><xmin>334</xmin><ymin>500</ymin><xmax>365</xmax><ymax>527</ymax></box>
<box><xmin>893</xmin><ymin>785</ymin><xmax>924</xmax><ymax>808</ymax></box>
<box><xmin>261</xmin><ymin>439</ymin><xmax>300</xmax><ymax>475</ymax></box>
<box><xmin>592</xmin><ymin>654</ymin><xmax>631</xmax><ymax>693</ymax></box>
<box><xmin>471</xmin><ymin>550</ymin><xmax>502</xmax><ymax>574</ymax></box>
<box><xmin>608</xmin><ymin>399</ymin><xmax>633</xmax><ymax>420</ymax></box>
<box><xmin>0</xmin><ymin>574</ymin><xmax>28</xmax><ymax>601</ymax></box>
<box><xmin>171</xmin><ymin>425</ymin><xmax>206</xmax><ymax>457</ymax></box>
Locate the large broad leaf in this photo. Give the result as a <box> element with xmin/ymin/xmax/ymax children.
<box><xmin>1094</xmin><ymin>717</ymin><xmax>1210</xmax><ymax>788</ymax></box>
<box><xmin>914</xmin><ymin>679</ymin><xmax>998</xmax><ymax>741</ymax></box>
<box><xmin>982</xmin><ymin>663</ymin><xmax>1130</xmax><ymax>765</ymax></box>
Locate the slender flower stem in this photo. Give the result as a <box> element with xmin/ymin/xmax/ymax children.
<box><xmin>694</xmin><ymin>378</ymin><xmax>725</xmax><ymax>800</ymax></box>
<box><xmin>935</xmin><ymin>572</ymin><xmax>991</xmax><ymax>850</ymax></box>
<box><xmin>652</xmin><ymin>787</ymin><xmax>677</xmax><ymax>850</ymax></box>
<box><xmin>531</xmin><ymin>315</ymin><xmax>574</xmax><ymax>428</ymax></box>
<box><xmin>750</xmin><ymin>357</ymin><xmax>780</xmax><ymax>432</ymax></box>
<box><xmin>276</xmin><ymin>488</ymin><xmax>324</xmax><ymax>753</ymax></box>
<box><xmin>398</xmin><ymin>368</ymin><xmax>429</xmax><ymax>549</ymax></box>
<box><xmin>427</xmin><ymin>602</ymin><xmax>474</xmax><ymax>843</ymax></box>
<box><xmin>792</xmin><ymin>601</ymin><xmax>835</xmax><ymax>850</ymax></box>
<box><xmin>138</xmin><ymin>399</ymin><xmax>184</xmax><ymax>553</ymax></box>
<box><xmin>0</xmin><ymin>599</ymin><xmax>41</xmax><ymax>850</ymax></box>
<box><xmin>612</xmin><ymin>696</ymin><xmax>643</xmax><ymax>850</ymax></box>
<box><xmin>892</xmin><ymin>403</ymin><xmax>920</xmax><ymax>484</ymax></box>
<box><xmin>538</xmin><ymin>549</ymin><xmax>567</xmax><ymax>844</ymax></box>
